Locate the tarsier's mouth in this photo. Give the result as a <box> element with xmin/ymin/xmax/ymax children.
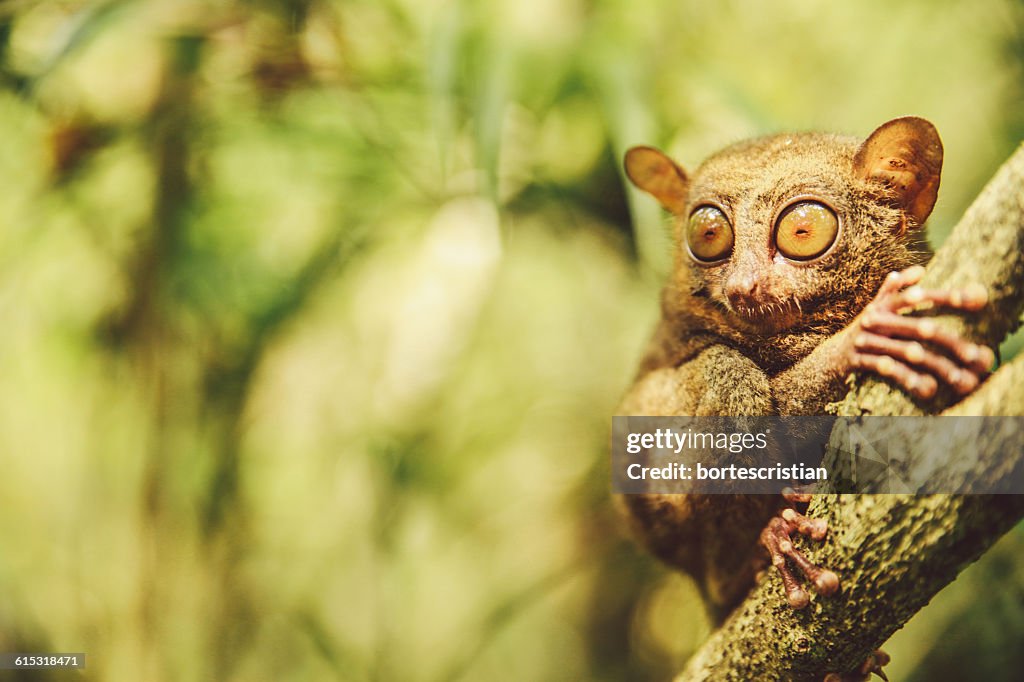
<box><xmin>728</xmin><ymin>298</ymin><xmax>804</xmax><ymax>317</ymax></box>
<box><xmin>724</xmin><ymin>296</ymin><xmax>808</xmax><ymax>330</ymax></box>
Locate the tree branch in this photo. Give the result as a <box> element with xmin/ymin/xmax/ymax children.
<box><xmin>676</xmin><ymin>142</ymin><xmax>1024</xmax><ymax>681</ymax></box>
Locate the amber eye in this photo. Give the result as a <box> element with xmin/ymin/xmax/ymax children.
<box><xmin>687</xmin><ymin>206</ymin><xmax>734</xmax><ymax>262</ymax></box>
<box><xmin>774</xmin><ymin>201</ymin><xmax>839</xmax><ymax>260</ymax></box>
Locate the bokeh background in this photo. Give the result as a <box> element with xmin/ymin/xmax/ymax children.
<box><xmin>1</xmin><ymin>0</ymin><xmax>1023</xmax><ymax>680</ymax></box>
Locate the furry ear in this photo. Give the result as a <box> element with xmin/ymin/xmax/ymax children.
<box><xmin>854</xmin><ymin>116</ymin><xmax>943</xmax><ymax>226</ymax></box>
<box><xmin>624</xmin><ymin>146</ymin><xmax>689</xmax><ymax>214</ymax></box>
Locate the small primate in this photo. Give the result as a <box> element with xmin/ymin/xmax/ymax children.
<box><xmin>618</xmin><ymin>117</ymin><xmax>992</xmax><ymax>677</ymax></box>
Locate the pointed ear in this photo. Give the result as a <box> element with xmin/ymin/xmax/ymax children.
<box><xmin>854</xmin><ymin>116</ymin><xmax>943</xmax><ymax>226</ymax></box>
<box><xmin>624</xmin><ymin>146</ymin><xmax>689</xmax><ymax>214</ymax></box>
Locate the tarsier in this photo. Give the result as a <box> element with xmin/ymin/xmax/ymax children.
<box><xmin>617</xmin><ymin>117</ymin><xmax>993</xmax><ymax>678</ymax></box>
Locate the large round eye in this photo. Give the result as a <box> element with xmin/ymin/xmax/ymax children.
<box><xmin>687</xmin><ymin>206</ymin><xmax>734</xmax><ymax>262</ymax></box>
<box><xmin>774</xmin><ymin>201</ymin><xmax>839</xmax><ymax>260</ymax></box>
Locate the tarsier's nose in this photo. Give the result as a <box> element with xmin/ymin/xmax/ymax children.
<box><xmin>726</xmin><ymin>274</ymin><xmax>760</xmax><ymax>310</ymax></box>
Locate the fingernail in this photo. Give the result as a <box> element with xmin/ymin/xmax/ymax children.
<box><xmin>964</xmin><ymin>283</ymin><xmax>988</xmax><ymax>307</ymax></box>
<box><xmin>964</xmin><ymin>345</ymin><xmax>978</xmax><ymax>362</ymax></box>
<box><xmin>905</xmin><ymin>286</ymin><xmax>925</xmax><ymax>304</ymax></box>
<box><xmin>877</xmin><ymin>357</ymin><xmax>895</xmax><ymax>375</ymax></box>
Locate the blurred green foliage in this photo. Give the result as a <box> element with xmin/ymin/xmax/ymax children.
<box><xmin>0</xmin><ymin>1</ymin><xmax>1022</xmax><ymax>680</ymax></box>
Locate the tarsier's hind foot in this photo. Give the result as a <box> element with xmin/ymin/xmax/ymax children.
<box><xmin>824</xmin><ymin>650</ymin><xmax>891</xmax><ymax>681</ymax></box>
<box><xmin>849</xmin><ymin>265</ymin><xmax>993</xmax><ymax>400</ymax></box>
<box><xmin>761</xmin><ymin>495</ymin><xmax>889</xmax><ymax>680</ymax></box>
<box><xmin>759</xmin><ymin>491</ymin><xmax>838</xmax><ymax>609</ymax></box>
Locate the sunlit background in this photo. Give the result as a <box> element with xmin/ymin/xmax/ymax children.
<box><xmin>1</xmin><ymin>1</ymin><xmax>1022</xmax><ymax>680</ymax></box>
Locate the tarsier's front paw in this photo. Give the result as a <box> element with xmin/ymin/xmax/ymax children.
<box><xmin>848</xmin><ymin>265</ymin><xmax>994</xmax><ymax>400</ymax></box>
<box><xmin>759</xmin><ymin>490</ymin><xmax>838</xmax><ymax>609</ymax></box>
